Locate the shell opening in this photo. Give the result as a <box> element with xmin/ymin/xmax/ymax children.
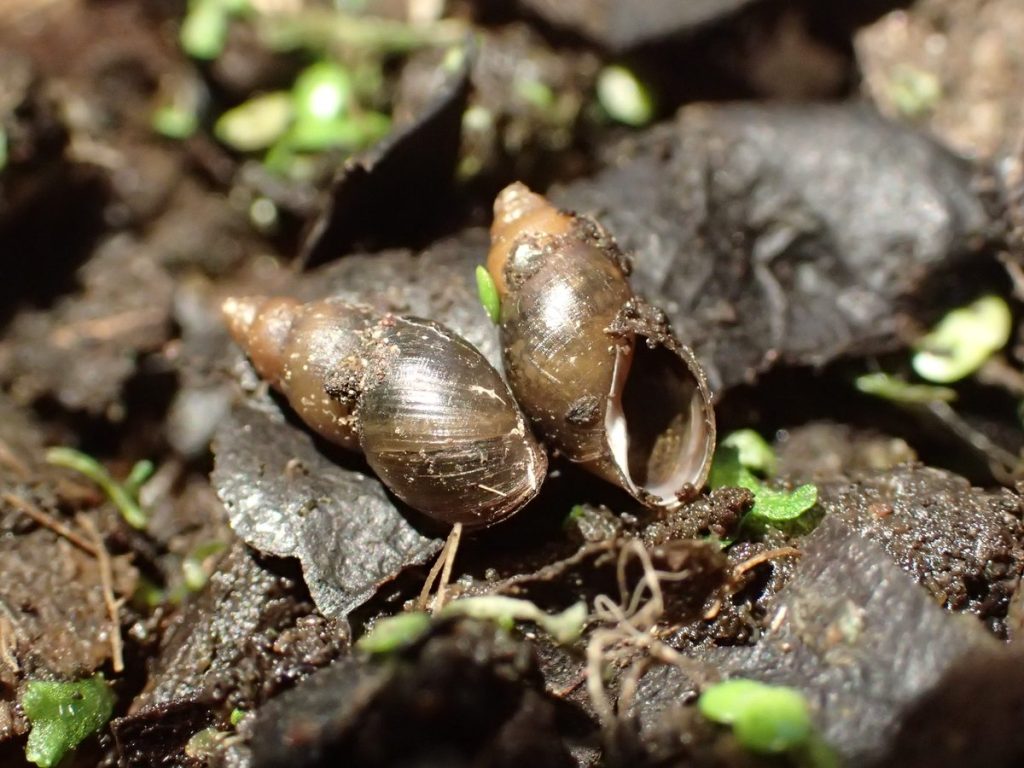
<box><xmin>605</xmin><ymin>338</ymin><xmax>715</xmax><ymax>508</ymax></box>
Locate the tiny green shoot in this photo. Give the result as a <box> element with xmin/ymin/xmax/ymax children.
<box><xmin>152</xmin><ymin>103</ymin><xmax>199</xmax><ymax>140</ymax></box>
<box><xmin>23</xmin><ymin>676</ymin><xmax>115</xmax><ymax>768</ymax></box>
<box><xmin>182</xmin><ymin>539</ymin><xmax>228</xmax><ymax>592</ymax></box>
<box><xmin>888</xmin><ymin>66</ymin><xmax>942</xmax><ymax>119</ymax></box>
<box><xmin>229</xmin><ymin>708</ymin><xmax>248</xmax><ymax>726</ymax></box>
<box><xmin>563</xmin><ymin>504</ymin><xmax>587</xmax><ymax>529</ymax></box>
<box><xmin>214</xmin><ymin>92</ymin><xmax>293</xmax><ymax>152</ymax></box>
<box><xmin>596</xmin><ymin>65</ymin><xmax>654</xmax><ymax>127</ymax></box>
<box><xmin>476</xmin><ymin>265</ymin><xmax>501</xmax><ymax>324</ymax></box>
<box><xmin>440</xmin><ymin>596</ymin><xmax>587</xmax><ymax>644</ymax></box>
<box><xmin>721</xmin><ymin>429</ymin><xmax>776</xmax><ymax>476</ymax></box>
<box><xmin>180</xmin><ymin>0</ymin><xmax>230</xmax><ymax>60</ymax></box>
<box><xmin>184</xmin><ymin>726</ymin><xmax>226</xmax><ymax>760</ymax></box>
<box><xmin>854</xmin><ymin>372</ymin><xmax>957</xmax><ymax>404</ymax></box>
<box><xmin>356</xmin><ymin>612</ymin><xmax>431</xmax><ymax>654</ymax></box>
<box><xmin>514</xmin><ymin>77</ymin><xmax>556</xmax><ymax>111</ymax></box>
<box><xmin>912</xmin><ymin>295</ymin><xmax>1012</xmax><ymax>383</ymax></box>
<box><xmin>46</xmin><ymin>447</ymin><xmax>151</xmax><ymax>529</ymax></box>
<box><xmin>698</xmin><ymin>679</ymin><xmax>811</xmax><ymax>755</ymax></box>
<box><xmin>292</xmin><ymin>61</ymin><xmax>353</xmax><ymax>123</ymax></box>
<box><xmin>708</xmin><ymin>441</ymin><xmax>817</xmax><ymax>529</ymax></box>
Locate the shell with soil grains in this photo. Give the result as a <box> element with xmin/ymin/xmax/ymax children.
<box><xmin>487</xmin><ymin>182</ymin><xmax>716</xmax><ymax>510</ymax></box>
<box><xmin>222</xmin><ymin>297</ymin><xmax>547</xmax><ymax>528</ymax></box>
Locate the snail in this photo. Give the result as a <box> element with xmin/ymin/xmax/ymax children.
<box><xmin>486</xmin><ymin>182</ymin><xmax>716</xmax><ymax>510</ymax></box>
<box><xmin>222</xmin><ymin>297</ymin><xmax>547</xmax><ymax>528</ymax></box>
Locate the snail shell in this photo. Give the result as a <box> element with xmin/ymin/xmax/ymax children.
<box><xmin>487</xmin><ymin>182</ymin><xmax>716</xmax><ymax>510</ymax></box>
<box><xmin>223</xmin><ymin>296</ymin><xmax>547</xmax><ymax>527</ymax></box>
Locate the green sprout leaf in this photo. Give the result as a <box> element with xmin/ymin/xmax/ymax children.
<box><xmin>440</xmin><ymin>596</ymin><xmax>587</xmax><ymax>644</ymax></box>
<box><xmin>23</xmin><ymin>676</ymin><xmax>115</xmax><ymax>768</ymax></box>
<box><xmin>283</xmin><ymin>110</ymin><xmax>390</xmax><ymax>154</ymax></box>
<box><xmin>46</xmin><ymin>447</ymin><xmax>149</xmax><ymax>529</ymax></box>
<box><xmin>888</xmin><ymin>65</ymin><xmax>942</xmax><ymax>119</ymax></box>
<box><xmin>180</xmin><ymin>0</ymin><xmax>230</xmax><ymax>60</ymax></box>
<box><xmin>356</xmin><ymin>612</ymin><xmax>431</xmax><ymax>654</ymax></box>
<box><xmin>475</xmin><ymin>266</ymin><xmax>501</xmax><ymax>324</ymax></box>
<box><xmin>721</xmin><ymin>429</ymin><xmax>776</xmax><ymax>476</ymax></box>
<box><xmin>184</xmin><ymin>726</ymin><xmax>227</xmax><ymax>760</ymax></box>
<box><xmin>708</xmin><ymin>444</ymin><xmax>817</xmax><ymax>528</ymax></box>
<box><xmin>293</xmin><ymin>61</ymin><xmax>353</xmax><ymax>123</ymax></box>
<box><xmin>215</xmin><ymin>92</ymin><xmax>293</xmax><ymax>152</ymax></box>
<box><xmin>182</xmin><ymin>539</ymin><xmax>228</xmax><ymax>592</ymax></box>
<box><xmin>854</xmin><ymin>372</ymin><xmax>957</xmax><ymax>404</ymax></box>
<box><xmin>698</xmin><ymin>679</ymin><xmax>812</xmax><ymax>755</ymax></box>
<box><xmin>229</xmin><ymin>708</ymin><xmax>248</xmax><ymax>726</ymax></box>
<box><xmin>749</xmin><ymin>483</ymin><xmax>818</xmax><ymax>523</ymax></box>
<box><xmin>912</xmin><ymin>295</ymin><xmax>1012</xmax><ymax>383</ymax></box>
<box><xmin>152</xmin><ymin>103</ymin><xmax>198</xmax><ymax>140</ymax></box>
<box><xmin>596</xmin><ymin>65</ymin><xmax>654</xmax><ymax>127</ymax></box>
<box><xmin>514</xmin><ymin>77</ymin><xmax>556</xmax><ymax>111</ymax></box>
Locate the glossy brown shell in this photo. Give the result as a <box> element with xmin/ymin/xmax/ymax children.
<box><xmin>487</xmin><ymin>183</ymin><xmax>716</xmax><ymax>510</ymax></box>
<box><xmin>223</xmin><ymin>297</ymin><xmax>547</xmax><ymax>527</ymax></box>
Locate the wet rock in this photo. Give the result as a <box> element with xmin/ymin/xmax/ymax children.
<box><xmin>630</xmin><ymin>516</ymin><xmax>1012</xmax><ymax>764</ymax></box>
<box><xmin>556</xmin><ymin>103</ymin><xmax>999</xmax><ymax>392</ymax></box>
<box><xmin>817</xmin><ymin>463</ymin><xmax>1024</xmax><ymax>634</ymax></box>
<box><xmin>211</xmin><ymin>404</ymin><xmax>443</xmax><ymax>625</ymax></box>
<box><xmin>115</xmin><ymin>541</ymin><xmax>345</xmax><ymax>765</ymax></box>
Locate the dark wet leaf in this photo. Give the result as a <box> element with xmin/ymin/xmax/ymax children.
<box><xmin>247</xmin><ymin>619</ymin><xmax>576</xmax><ymax>768</ymax></box>
<box><xmin>211</xmin><ymin>404</ymin><xmax>443</xmax><ymax>624</ymax></box>
<box><xmin>112</xmin><ymin>701</ymin><xmax>217</xmax><ymax>768</ymax></box>
<box><xmin>299</xmin><ymin>39</ymin><xmax>472</xmax><ymax>266</ymax></box>
<box><xmin>556</xmin><ymin>103</ymin><xmax>999</xmax><ymax>392</ymax></box>
<box><xmin>516</xmin><ymin>0</ymin><xmax>759</xmax><ymax>50</ymax></box>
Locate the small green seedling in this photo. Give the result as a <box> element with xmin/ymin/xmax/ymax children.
<box><xmin>596</xmin><ymin>65</ymin><xmax>654</xmax><ymax>127</ymax></box>
<box><xmin>46</xmin><ymin>447</ymin><xmax>152</xmax><ymax>529</ymax></box>
<box><xmin>152</xmin><ymin>103</ymin><xmax>199</xmax><ymax>140</ymax></box>
<box><xmin>356</xmin><ymin>612</ymin><xmax>431</xmax><ymax>654</ymax></box>
<box><xmin>476</xmin><ymin>265</ymin><xmax>501</xmax><ymax>324</ymax></box>
<box><xmin>440</xmin><ymin>596</ymin><xmax>587</xmax><ymax>644</ymax></box>
<box><xmin>214</xmin><ymin>92</ymin><xmax>293</xmax><ymax>152</ymax></box>
<box><xmin>182</xmin><ymin>539</ymin><xmax>229</xmax><ymax>592</ymax></box>
<box><xmin>23</xmin><ymin>676</ymin><xmax>115</xmax><ymax>768</ymax></box>
<box><xmin>854</xmin><ymin>372</ymin><xmax>957</xmax><ymax>404</ymax></box>
<box><xmin>292</xmin><ymin>61</ymin><xmax>353</xmax><ymax>123</ymax></box>
<box><xmin>721</xmin><ymin>429</ymin><xmax>776</xmax><ymax>476</ymax></box>
<box><xmin>912</xmin><ymin>295</ymin><xmax>1012</xmax><ymax>383</ymax></box>
<box><xmin>698</xmin><ymin>679</ymin><xmax>811</xmax><ymax>754</ymax></box>
<box><xmin>708</xmin><ymin>441</ymin><xmax>818</xmax><ymax>530</ymax></box>
<box><xmin>888</xmin><ymin>66</ymin><xmax>942</xmax><ymax>119</ymax></box>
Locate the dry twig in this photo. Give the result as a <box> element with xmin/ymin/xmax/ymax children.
<box><xmin>2</xmin><ymin>491</ymin><xmax>99</xmax><ymax>556</ymax></box>
<box><xmin>77</xmin><ymin>514</ymin><xmax>125</xmax><ymax>674</ymax></box>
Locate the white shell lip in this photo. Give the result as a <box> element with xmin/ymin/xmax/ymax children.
<box><xmin>603</xmin><ymin>336</ymin><xmax>716</xmax><ymax>510</ymax></box>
